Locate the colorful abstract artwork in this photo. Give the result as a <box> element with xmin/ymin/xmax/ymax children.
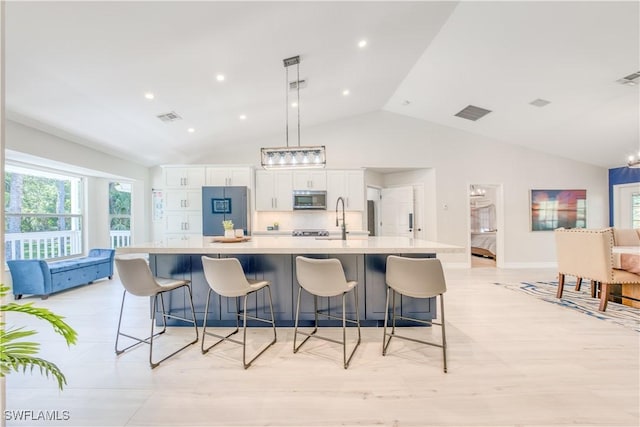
<box><xmin>530</xmin><ymin>189</ymin><xmax>586</xmax><ymax>231</ymax></box>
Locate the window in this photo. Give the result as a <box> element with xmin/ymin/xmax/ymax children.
<box><xmin>633</xmin><ymin>193</ymin><xmax>640</xmax><ymax>229</ymax></box>
<box><xmin>109</xmin><ymin>182</ymin><xmax>132</xmax><ymax>248</ymax></box>
<box><xmin>5</xmin><ymin>165</ymin><xmax>84</xmax><ymax>261</ymax></box>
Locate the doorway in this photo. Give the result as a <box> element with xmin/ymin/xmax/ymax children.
<box><xmin>469</xmin><ymin>184</ymin><xmax>503</xmax><ymax>268</ymax></box>
<box><xmin>612</xmin><ymin>183</ymin><xmax>640</xmax><ymax>228</ymax></box>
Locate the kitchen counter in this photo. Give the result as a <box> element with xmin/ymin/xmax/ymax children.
<box><xmin>116</xmin><ymin>236</ymin><xmax>463</xmax><ymax>327</ymax></box>
<box><xmin>116</xmin><ymin>235</ymin><xmax>463</xmax><ymax>255</ymax></box>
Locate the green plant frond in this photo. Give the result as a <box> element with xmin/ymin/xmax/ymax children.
<box><xmin>0</xmin><ymin>327</ymin><xmax>38</xmax><ymax>343</ymax></box>
<box><xmin>1</xmin><ymin>340</ymin><xmax>40</xmax><ymax>356</ymax></box>
<box><xmin>1</xmin><ymin>302</ymin><xmax>78</xmax><ymax>346</ymax></box>
<box><xmin>1</xmin><ymin>283</ymin><xmax>77</xmax><ymax>390</ymax></box>
<box><xmin>2</xmin><ymin>353</ymin><xmax>67</xmax><ymax>390</ymax></box>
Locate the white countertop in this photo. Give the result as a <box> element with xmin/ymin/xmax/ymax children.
<box><xmin>116</xmin><ymin>236</ymin><xmax>464</xmax><ymax>255</ymax></box>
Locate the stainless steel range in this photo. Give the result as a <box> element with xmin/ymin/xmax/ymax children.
<box><xmin>291</xmin><ymin>229</ymin><xmax>329</xmax><ymax>237</ymax></box>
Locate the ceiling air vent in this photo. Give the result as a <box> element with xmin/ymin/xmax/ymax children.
<box><xmin>529</xmin><ymin>98</ymin><xmax>551</xmax><ymax>107</ymax></box>
<box><xmin>156</xmin><ymin>111</ymin><xmax>182</xmax><ymax>122</ymax></box>
<box><xmin>617</xmin><ymin>71</ymin><xmax>640</xmax><ymax>86</ymax></box>
<box><xmin>454</xmin><ymin>105</ymin><xmax>492</xmax><ymax>121</ymax></box>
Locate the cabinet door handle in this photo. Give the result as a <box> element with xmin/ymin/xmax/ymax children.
<box><xmin>185</xmin><ymin>222</ymin><xmax>189</xmax><ymax>230</ymax></box>
<box><xmin>275</xmin><ymin>198</ymin><xmax>278</xmax><ymax>209</ymax></box>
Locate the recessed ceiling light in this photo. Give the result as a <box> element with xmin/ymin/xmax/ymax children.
<box><xmin>358</xmin><ymin>39</ymin><xmax>367</xmax><ymax>48</ymax></box>
<box><xmin>144</xmin><ymin>92</ymin><xmax>154</xmax><ymax>100</ymax></box>
<box><xmin>187</xmin><ymin>128</ymin><xmax>195</xmax><ymax>133</ymax></box>
<box><xmin>239</xmin><ymin>114</ymin><xmax>247</xmax><ymax>120</ymax></box>
<box><xmin>291</xmin><ymin>102</ymin><xmax>298</xmax><ymax>108</ymax></box>
<box><xmin>216</xmin><ymin>74</ymin><xmax>225</xmax><ymax>82</ymax></box>
<box><xmin>342</xmin><ymin>89</ymin><xmax>350</xmax><ymax>96</ymax></box>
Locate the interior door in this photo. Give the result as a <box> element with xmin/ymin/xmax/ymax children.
<box><xmin>613</xmin><ymin>183</ymin><xmax>640</xmax><ymax>228</ymax></box>
<box><xmin>380</xmin><ymin>186</ymin><xmax>414</xmax><ymax>237</ymax></box>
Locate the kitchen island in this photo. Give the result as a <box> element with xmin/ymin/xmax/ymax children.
<box><xmin>116</xmin><ymin>236</ymin><xmax>463</xmax><ymax>327</ymax></box>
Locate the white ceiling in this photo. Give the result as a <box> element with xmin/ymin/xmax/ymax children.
<box><xmin>5</xmin><ymin>1</ymin><xmax>639</xmax><ymax>169</ymax></box>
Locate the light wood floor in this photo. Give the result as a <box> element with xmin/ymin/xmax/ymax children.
<box><xmin>4</xmin><ymin>267</ymin><xmax>639</xmax><ymax>427</ymax></box>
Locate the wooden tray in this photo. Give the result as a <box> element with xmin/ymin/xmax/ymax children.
<box><xmin>212</xmin><ymin>236</ymin><xmax>252</xmax><ymax>243</ymax></box>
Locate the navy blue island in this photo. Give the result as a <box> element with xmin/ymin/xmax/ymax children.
<box><xmin>115</xmin><ymin>236</ymin><xmax>462</xmax><ymax>327</ymax></box>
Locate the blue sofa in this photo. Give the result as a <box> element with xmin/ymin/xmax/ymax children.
<box><xmin>8</xmin><ymin>248</ymin><xmax>116</xmax><ymax>299</ymax></box>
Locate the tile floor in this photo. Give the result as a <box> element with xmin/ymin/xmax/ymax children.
<box><xmin>3</xmin><ymin>266</ymin><xmax>639</xmax><ymax>426</ymax></box>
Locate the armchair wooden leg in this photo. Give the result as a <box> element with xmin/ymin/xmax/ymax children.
<box><xmin>575</xmin><ymin>277</ymin><xmax>583</xmax><ymax>291</ymax></box>
<box><xmin>556</xmin><ymin>273</ymin><xmax>565</xmax><ymax>298</ymax></box>
<box><xmin>598</xmin><ymin>283</ymin><xmax>610</xmax><ymax>312</ymax></box>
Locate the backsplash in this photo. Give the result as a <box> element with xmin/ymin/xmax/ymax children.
<box><xmin>254</xmin><ymin>211</ymin><xmax>364</xmax><ymax>232</ymax></box>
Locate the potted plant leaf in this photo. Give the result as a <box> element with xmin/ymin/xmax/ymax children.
<box><xmin>0</xmin><ymin>285</ymin><xmax>78</xmax><ymax>390</ymax></box>
<box><xmin>222</xmin><ymin>220</ymin><xmax>234</xmax><ymax>238</ymax></box>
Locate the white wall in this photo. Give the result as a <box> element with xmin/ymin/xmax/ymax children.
<box><xmin>195</xmin><ymin>110</ymin><xmax>608</xmax><ymax>267</ymax></box>
<box><xmin>5</xmin><ymin>120</ymin><xmax>153</xmax><ymax>248</ymax></box>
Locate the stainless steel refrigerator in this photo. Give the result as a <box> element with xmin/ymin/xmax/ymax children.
<box><xmin>201</xmin><ymin>186</ymin><xmax>250</xmax><ymax>236</ymax></box>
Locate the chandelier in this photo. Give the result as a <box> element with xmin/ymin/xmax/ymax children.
<box><xmin>261</xmin><ymin>55</ymin><xmax>326</xmax><ymax>169</ymax></box>
<box><xmin>469</xmin><ymin>185</ymin><xmax>486</xmax><ymax>197</ymax></box>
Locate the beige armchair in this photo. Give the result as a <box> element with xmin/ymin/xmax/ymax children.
<box><xmin>554</xmin><ymin>227</ymin><xmax>640</xmax><ymax>311</ymax></box>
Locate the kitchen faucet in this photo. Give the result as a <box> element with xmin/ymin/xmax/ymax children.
<box><xmin>336</xmin><ymin>196</ymin><xmax>347</xmax><ymax>240</ymax></box>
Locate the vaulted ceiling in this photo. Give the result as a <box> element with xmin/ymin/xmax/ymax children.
<box><xmin>5</xmin><ymin>1</ymin><xmax>639</xmax><ymax>168</ymax></box>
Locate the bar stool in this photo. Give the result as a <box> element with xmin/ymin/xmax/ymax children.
<box><xmin>114</xmin><ymin>257</ymin><xmax>198</xmax><ymax>368</ymax></box>
<box><xmin>200</xmin><ymin>256</ymin><xmax>277</xmax><ymax>369</ymax></box>
<box><xmin>293</xmin><ymin>256</ymin><xmax>361</xmax><ymax>369</ymax></box>
<box><xmin>383</xmin><ymin>255</ymin><xmax>448</xmax><ymax>373</ymax></box>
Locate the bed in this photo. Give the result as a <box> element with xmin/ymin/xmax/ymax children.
<box><xmin>471</xmin><ymin>231</ymin><xmax>496</xmax><ymax>259</ymax></box>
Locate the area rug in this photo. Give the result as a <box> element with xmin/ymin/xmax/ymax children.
<box><xmin>494</xmin><ymin>280</ymin><xmax>640</xmax><ymax>333</ymax></box>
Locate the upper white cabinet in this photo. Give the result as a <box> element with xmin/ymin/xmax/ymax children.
<box><xmin>206</xmin><ymin>167</ymin><xmax>252</xmax><ymax>187</ymax></box>
<box><xmin>255</xmin><ymin>170</ymin><xmax>293</xmax><ymax>211</ymax></box>
<box><xmin>292</xmin><ymin>170</ymin><xmax>327</xmax><ymax>191</ymax></box>
<box><xmin>163</xmin><ymin>166</ymin><xmax>205</xmax><ymax>188</ymax></box>
<box><xmin>326</xmin><ymin>170</ymin><xmax>365</xmax><ymax>211</ymax></box>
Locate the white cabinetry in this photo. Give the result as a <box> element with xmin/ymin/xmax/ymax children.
<box><xmin>255</xmin><ymin>170</ymin><xmax>293</xmax><ymax>211</ymax></box>
<box><xmin>165</xmin><ymin>212</ymin><xmax>202</xmax><ymax>235</ymax></box>
<box><xmin>205</xmin><ymin>167</ymin><xmax>252</xmax><ymax>187</ymax></box>
<box><xmin>292</xmin><ymin>170</ymin><xmax>327</xmax><ymax>190</ymax></box>
<box><xmin>165</xmin><ymin>189</ymin><xmax>202</xmax><ymax>211</ymax></box>
<box><xmin>326</xmin><ymin>170</ymin><xmax>365</xmax><ymax>211</ymax></box>
<box><xmin>163</xmin><ymin>167</ymin><xmax>205</xmax><ymax>188</ymax></box>
<box><xmin>162</xmin><ymin>166</ymin><xmax>205</xmax><ymax>241</ymax></box>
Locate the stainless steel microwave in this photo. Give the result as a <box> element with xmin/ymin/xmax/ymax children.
<box><xmin>293</xmin><ymin>190</ymin><xmax>327</xmax><ymax>210</ymax></box>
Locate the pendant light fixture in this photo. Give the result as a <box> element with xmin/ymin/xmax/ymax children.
<box><xmin>261</xmin><ymin>55</ymin><xmax>326</xmax><ymax>169</ymax></box>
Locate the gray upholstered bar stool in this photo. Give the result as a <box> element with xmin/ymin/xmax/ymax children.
<box><xmin>114</xmin><ymin>257</ymin><xmax>199</xmax><ymax>368</ymax></box>
<box><xmin>200</xmin><ymin>256</ymin><xmax>277</xmax><ymax>369</ymax></box>
<box><xmin>383</xmin><ymin>255</ymin><xmax>448</xmax><ymax>373</ymax></box>
<box><xmin>294</xmin><ymin>256</ymin><xmax>361</xmax><ymax>369</ymax></box>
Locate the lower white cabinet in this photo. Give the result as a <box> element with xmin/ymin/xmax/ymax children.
<box><xmin>165</xmin><ymin>212</ymin><xmax>202</xmax><ymax>234</ymax></box>
<box><xmin>164</xmin><ymin>234</ymin><xmax>204</xmax><ymax>246</ymax></box>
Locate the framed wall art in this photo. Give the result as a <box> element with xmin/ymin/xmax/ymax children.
<box><xmin>530</xmin><ymin>189</ymin><xmax>586</xmax><ymax>231</ymax></box>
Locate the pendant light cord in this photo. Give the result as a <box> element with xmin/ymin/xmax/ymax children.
<box><xmin>296</xmin><ymin>61</ymin><xmax>301</xmax><ymax>147</ymax></box>
<box><xmin>285</xmin><ymin>64</ymin><xmax>289</xmax><ymax>148</ymax></box>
